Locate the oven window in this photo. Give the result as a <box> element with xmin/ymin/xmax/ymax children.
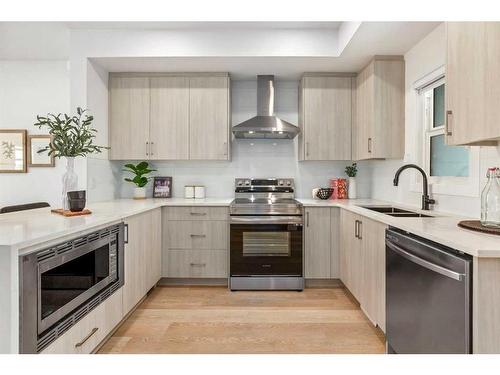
<box><xmin>40</xmin><ymin>245</ymin><xmax>110</xmax><ymax>319</ymax></box>
<box><xmin>243</xmin><ymin>232</ymin><xmax>290</xmax><ymax>256</ymax></box>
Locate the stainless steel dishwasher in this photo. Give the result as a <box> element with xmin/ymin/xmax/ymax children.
<box><xmin>385</xmin><ymin>227</ymin><xmax>472</xmax><ymax>354</ymax></box>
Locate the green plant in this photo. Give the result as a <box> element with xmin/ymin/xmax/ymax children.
<box><xmin>123</xmin><ymin>162</ymin><xmax>157</xmax><ymax>188</ymax></box>
<box><xmin>34</xmin><ymin>107</ymin><xmax>108</xmax><ymax>157</ymax></box>
<box><xmin>345</xmin><ymin>162</ymin><xmax>358</xmax><ymax>177</ymax></box>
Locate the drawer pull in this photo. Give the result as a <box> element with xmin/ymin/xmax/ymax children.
<box><xmin>190</xmin><ymin>212</ymin><xmax>207</xmax><ymax>216</ymax></box>
<box><xmin>190</xmin><ymin>234</ymin><xmax>206</xmax><ymax>237</ymax></box>
<box><xmin>75</xmin><ymin>327</ymin><xmax>98</xmax><ymax>348</ymax></box>
<box><xmin>190</xmin><ymin>263</ymin><xmax>206</xmax><ymax>267</ymax></box>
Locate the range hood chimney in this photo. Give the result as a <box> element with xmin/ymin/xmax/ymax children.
<box><xmin>232</xmin><ymin>75</ymin><xmax>300</xmax><ymax>139</ymax></box>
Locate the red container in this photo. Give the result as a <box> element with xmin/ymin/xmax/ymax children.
<box><xmin>329</xmin><ymin>178</ymin><xmax>348</xmax><ymax>199</ymax></box>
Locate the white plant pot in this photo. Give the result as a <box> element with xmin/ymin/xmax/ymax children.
<box><xmin>134</xmin><ymin>187</ymin><xmax>147</xmax><ymax>199</ymax></box>
<box><xmin>348</xmin><ymin>177</ymin><xmax>357</xmax><ymax>199</ymax></box>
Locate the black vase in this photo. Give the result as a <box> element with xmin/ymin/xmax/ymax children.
<box><xmin>67</xmin><ymin>190</ymin><xmax>86</xmax><ymax>212</ymax></box>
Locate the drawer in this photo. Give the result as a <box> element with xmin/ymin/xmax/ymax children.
<box><xmin>41</xmin><ymin>288</ymin><xmax>123</xmax><ymax>354</ymax></box>
<box><xmin>164</xmin><ymin>206</ymin><xmax>228</xmax><ymax>221</ymax></box>
<box><xmin>166</xmin><ymin>220</ymin><xmax>228</xmax><ymax>250</ymax></box>
<box><xmin>166</xmin><ymin>249</ymin><xmax>227</xmax><ymax>278</ymax></box>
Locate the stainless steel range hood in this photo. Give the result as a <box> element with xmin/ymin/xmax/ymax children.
<box><xmin>232</xmin><ymin>75</ymin><xmax>300</xmax><ymax>139</ymax></box>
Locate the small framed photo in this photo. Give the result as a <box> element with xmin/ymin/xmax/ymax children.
<box><xmin>0</xmin><ymin>129</ymin><xmax>27</xmax><ymax>173</ymax></box>
<box><xmin>28</xmin><ymin>135</ymin><xmax>55</xmax><ymax>167</ymax></box>
<box><xmin>153</xmin><ymin>176</ymin><xmax>172</xmax><ymax>198</ymax></box>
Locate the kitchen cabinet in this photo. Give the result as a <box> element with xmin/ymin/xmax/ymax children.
<box><xmin>109</xmin><ymin>76</ymin><xmax>150</xmax><ymax>160</ymax></box>
<box><xmin>162</xmin><ymin>206</ymin><xmax>229</xmax><ymax>278</ymax></box>
<box><xmin>446</xmin><ymin>22</ymin><xmax>500</xmax><ymax>146</ymax></box>
<box><xmin>353</xmin><ymin>56</ymin><xmax>405</xmax><ymax>160</ymax></box>
<box><xmin>189</xmin><ymin>76</ymin><xmax>230</xmax><ymax>160</ymax></box>
<box><xmin>109</xmin><ymin>74</ymin><xmax>231</xmax><ymax>161</ymax></box>
<box><xmin>304</xmin><ymin>207</ymin><xmax>340</xmax><ymax>279</ymax></box>
<box><xmin>299</xmin><ymin>74</ymin><xmax>354</xmax><ymax>161</ymax></box>
<box><xmin>339</xmin><ymin>209</ymin><xmax>387</xmax><ymax>331</ymax></box>
<box><xmin>150</xmin><ymin>76</ymin><xmax>190</xmax><ymax>159</ymax></box>
<box><xmin>123</xmin><ymin>208</ymin><xmax>162</xmax><ymax>314</ymax></box>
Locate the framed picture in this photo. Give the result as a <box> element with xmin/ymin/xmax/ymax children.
<box><xmin>0</xmin><ymin>129</ymin><xmax>27</xmax><ymax>173</ymax></box>
<box><xmin>153</xmin><ymin>176</ymin><xmax>172</xmax><ymax>198</ymax></box>
<box><xmin>28</xmin><ymin>135</ymin><xmax>55</xmax><ymax>167</ymax></box>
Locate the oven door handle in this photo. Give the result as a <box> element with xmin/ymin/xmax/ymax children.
<box><xmin>386</xmin><ymin>241</ymin><xmax>464</xmax><ymax>281</ymax></box>
<box><xmin>230</xmin><ymin>216</ymin><xmax>303</xmax><ymax>225</ymax></box>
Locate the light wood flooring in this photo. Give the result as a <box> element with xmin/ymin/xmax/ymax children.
<box><xmin>98</xmin><ymin>286</ymin><xmax>386</xmax><ymax>354</ymax></box>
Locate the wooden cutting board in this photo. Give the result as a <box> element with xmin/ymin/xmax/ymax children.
<box><xmin>51</xmin><ymin>209</ymin><xmax>92</xmax><ymax>217</ymax></box>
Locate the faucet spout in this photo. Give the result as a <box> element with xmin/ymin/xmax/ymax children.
<box><xmin>393</xmin><ymin>164</ymin><xmax>435</xmax><ymax>210</ymax></box>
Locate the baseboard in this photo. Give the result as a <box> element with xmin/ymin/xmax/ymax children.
<box><xmin>158</xmin><ymin>277</ymin><xmax>229</xmax><ymax>286</ymax></box>
<box><xmin>305</xmin><ymin>278</ymin><xmax>343</xmax><ymax>288</ymax></box>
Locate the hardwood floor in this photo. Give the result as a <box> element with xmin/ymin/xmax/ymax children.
<box><xmin>98</xmin><ymin>286</ymin><xmax>386</xmax><ymax>354</ymax></box>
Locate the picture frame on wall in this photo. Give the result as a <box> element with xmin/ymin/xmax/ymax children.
<box><xmin>28</xmin><ymin>135</ymin><xmax>55</xmax><ymax>167</ymax></box>
<box><xmin>153</xmin><ymin>176</ymin><xmax>172</xmax><ymax>198</ymax></box>
<box><xmin>0</xmin><ymin>129</ymin><xmax>27</xmax><ymax>173</ymax></box>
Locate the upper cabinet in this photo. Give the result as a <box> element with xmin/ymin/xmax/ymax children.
<box><xmin>446</xmin><ymin>22</ymin><xmax>500</xmax><ymax>146</ymax></box>
<box><xmin>353</xmin><ymin>57</ymin><xmax>405</xmax><ymax>161</ymax></box>
<box><xmin>299</xmin><ymin>74</ymin><xmax>354</xmax><ymax>161</ymax></box>
<box><xmin>189</xmin><ymin>76</ymin><xmax>230</xmax><ymax>160</ymax></box>
<box><xmin>109</xmin><ymin>73</ymin><xmax>231</xmax><ymax>161</ymax></box>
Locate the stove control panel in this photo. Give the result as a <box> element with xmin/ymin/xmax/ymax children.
<box><xmin>235</xmin><ymin>178</ymin><xmax>294</xmax><ymax>190</ymax></box>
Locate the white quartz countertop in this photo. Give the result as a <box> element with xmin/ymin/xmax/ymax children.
<box><xmin>2</xmin><ymin>197</ymin><xmax>500</xmax><ymax>257</ymax></box>
<box><xmin>0</xmin><ymin>198</ymin><xmax>232</xmax><ymax>249</ymax></box>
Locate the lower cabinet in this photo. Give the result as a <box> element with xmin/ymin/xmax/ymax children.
<box><xmin>123</xmin><ymin>208</ymin><xmax>162</xmax><ymax>314</ymax></box>
<box><xmin>340</xmin><ymin>209</ymin><xmax>387</xmax><ymax>332</ymax></box>
<box><xmin>162</xmin><ymin>206</ymin><xmax>228</xmax><ymax>278</ymax></box>
<box><xmin>304</xmin><ymin>207</ymin><xmax>340</xmax><ymax>279</ymax></box>
<box><xmin>41</xmin><ymin>287</ymin><xmax>123</xmax><ymax>354</ymax></box>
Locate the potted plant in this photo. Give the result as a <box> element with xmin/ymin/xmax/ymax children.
<box><xmin>34</xmin><ymin>107</ymin><xmax>108</xmax><ymax>210</ymax></box>
<box><xmin>123</xmin><ymin>162</ymin><xmax>157</xmax><ymax>199</ymax></box>
<box><xmin>345</xmin><ymin>162</ymin><xmax>358</xmax><ymax>199</ymax></box>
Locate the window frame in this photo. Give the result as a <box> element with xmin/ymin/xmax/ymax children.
<box><xmin>410</xmin><ymin>66</ymin><xmax>480</xmax><ymax>198</ymax></box>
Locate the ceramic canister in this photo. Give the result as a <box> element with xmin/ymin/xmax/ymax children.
<box><xmin>194</xmin><ymin>186</ymin><xmax>206</xmax><ymax>199</ymax></box>
<box><xmin>184</xmin><ymin>185</ymin><xmax>195</xmax><ymax>199</ymax></box>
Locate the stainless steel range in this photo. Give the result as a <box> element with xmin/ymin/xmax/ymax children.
<box><xmin>229</xmin><ymin>178</ymin><xmax>304</xmax><ymax>291</ymax></box>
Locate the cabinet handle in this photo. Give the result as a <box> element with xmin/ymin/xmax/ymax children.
<box><xmin>146</xmin><ymin>141</ymin><xmax>149</xmax><ymax>156</ymax></box>
<box><xmin>306</xmin><ymin>212</ymin><xmax>310</xmax><ymax>227</ymax></box>
<box><xmin>190</xmin><ymin>234</ymin><xmax>206</xmax><ymax>238</ymax></box>
<box><xmin>223</xmin><ymin>142</ymin><xmax>227</xmax><ymax>157</ymax></box>
<box><xmin>150</xmin><ymin>141</ymin><xmax>154</xmax><ymax>156</ymax></box>
<box><xmin>368</xmin><ymin>138</ymin><xmax>372</xmax><ymax>153</ymax></box>
<box><xmin>124</xmin><ymin>223</ymin><xmax>129</xmax><ymax>244</ymax></box>
<box><xmin>446</xmin><ymin>110</ymin><xmax>453</xmax><ymax>136</ymax></box>
<box><xmin>75</xmin><ymin>327</ymin><xmax>98</xmax><ymax>348</ymax></box>
<box><xmin>358</xmin><ymin>220</ymin><xmax>363</xmax><ymax>240</ymax></box>
<box><xmin>190</xmin><ymin>263</ymin><xmax>206</xmax><ymax>267</ymax></box>
<box><xmin>306</xmin><ymin>142</ymin><xmax>310</xmax><ymax>157</ymax></box>
<box><xmin>190</xmin><ymin>212</ymin><xmax>207</xmax><ymax>216</ymax></box>
<box><xmin>354</xmin><ymin>220</ymin><xmax>359</xmax><ymax>238</ymax></box>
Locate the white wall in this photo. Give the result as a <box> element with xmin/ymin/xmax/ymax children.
<box><xmin>116</xmin><ymin>80</ymin><xmax>367</xmax><ymax>199</ymax></box>
<box><xmin>0</xmin><ymin>60</ymin><xmax>70</xmax><ymax>208</ymax></box>
<box><xmin>365</xmin><ymin>23</ymin><xmax>500</xmax><ymax>217</ymax></box>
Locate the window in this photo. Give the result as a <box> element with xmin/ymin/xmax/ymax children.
<box><xmin>422</xmin><ymin>80</ymin><xmax>469</xmax><ymax>177</ymax></box>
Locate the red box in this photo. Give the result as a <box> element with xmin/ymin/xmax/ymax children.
<box><xmin>329</xmin><ymin>178</ymin><xmax>348</xmax><ymax>199</ymax></box>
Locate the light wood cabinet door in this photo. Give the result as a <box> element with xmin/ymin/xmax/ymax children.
<box><xmin>340</xmin><ymin>209</ymin><xmax>362</xmax><ymax>297</ymax></box>
<box><xmin>109</xmin><ymin>76</ymin><xmax>150</xmax><ymax>160</ymax></box>
<box><xmin>330</xmin><ymin>208</ymin><xmax>340</xmax><ymax>278</ymax></box>
<box><xmin>149</xmin><ymin>77</ymin><xmax>190</xmax><ymax>159</ymax></box>
<box><xmin>354</xmin><ymin>57</ymin><xmax>404</xmax><ymax>160</ymax></box>
<box><xmin>446</xmin><ymin>22</ymin><xmax>500</xmax><ymax>146</ymax></box>
<box><xmin>145</xmin><ymin>208</ymin><xmax>162</xmax><ymax>291</ymax></box>
<box><xmin>166</xmin><ymin>220</ymin><xmax>228</xmax><ymax>250</ymax></box>
<box><xmin>300</xmin><ymin>76</ymin><xmax>353</xmax><ymax>160</ymax></box>
<box><xmin>304</xmin><ymin>207</ymin><xmax>332</xmax><ymax>278</ymax></box>
<box><xmin>189</xmin><ymin>76</ymin><xmax>230</xmax><ymax>160</ymax></box>
<box><xmin>166</xmin><ymin>249</ymin><xmax>227</xmax><ymax>278</ymax></box>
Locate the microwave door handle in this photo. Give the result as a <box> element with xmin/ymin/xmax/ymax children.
<box><xmin>386</xmin><ymin>241</ymin><xmax>464</xmax><ymax>281</ymax></box>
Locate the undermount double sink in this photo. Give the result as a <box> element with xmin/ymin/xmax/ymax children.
<box><xmin>360</xmin><ymin>206</ymin><xmax>434</xmax><ymax>218</ymax></box>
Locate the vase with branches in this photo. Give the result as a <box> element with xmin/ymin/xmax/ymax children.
<box><xmin>34</xmin><ymin>107</ymin><xmax>109</xmax><ymax>209</ymax></box>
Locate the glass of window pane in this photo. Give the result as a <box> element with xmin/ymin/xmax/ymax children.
<box><xmin>430</xmin><ymin>134</ymin><xmax>469</xmax><ymax>177</ymax></box>
<box><xmin>433</xmin><ymin>84</ymin><xmax>445</xmax><ymax>128</ymax></box>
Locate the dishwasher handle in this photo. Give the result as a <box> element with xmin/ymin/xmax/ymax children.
<box><xmin>386</xmin><ymin>241</ymin><xmax>465</xmax><ymax>281</ymax></box>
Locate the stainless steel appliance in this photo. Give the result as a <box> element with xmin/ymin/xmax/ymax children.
<box><xmin>386</xmin><ymin>227</ymin><xmax>472</xmax><ymax>354</ymax></box>
<box><xmin>229</xmin><ymin>178</ymin><xmax>304</xmax><ymax>290</ymax></box>
<box><xmin>19</xmin><ymin>223</ymin><xmax>125</xmax><ymax>353</ymax></box>
<box><xmin>232</xmin><ymin>75</ymin><xmax>300</xmax><ymax>139</ymax></box>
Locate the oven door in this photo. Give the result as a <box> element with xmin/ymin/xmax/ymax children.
<box><xmin>230</xmin><ymin>216</ymin><xmax>303</xmax><ymax>277</ymax></box>
<box><xmin>37</xmin><ymin>236</ymin><xmax>117</xmax><ymax>334</ymax></box>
